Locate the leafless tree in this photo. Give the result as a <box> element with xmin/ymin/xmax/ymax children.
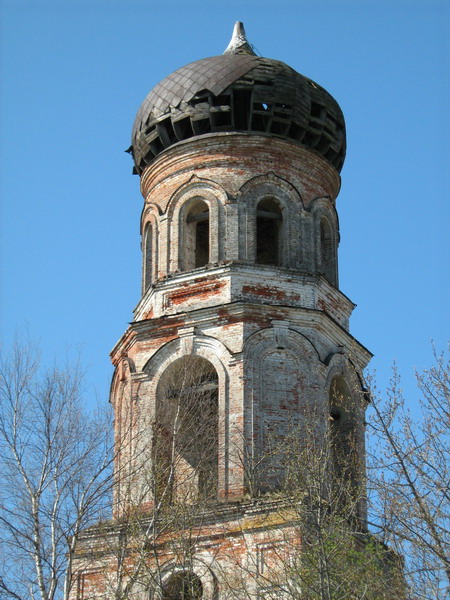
<box><xmin>0</xmin><ymin>340</ymin><xmax>114</xmax><ymax>600</ymax></box>
<box><xmin>367</xmin><ymin>345</ymin><xmax>449</xmax><ymax>600</ymax></box>
<box><xmin>79</xmin><ymin>356</ymin><xmax>222</xmax><ymax>600</ymax></box>
<box><xmin>77</xmin><ymin>358</ymin><xmax>406</xmax><ymax>600</ymax></box>
<box><xmin>9</xmin><ymin>337</ymin><xmax>444</xmax><ymax>600</ymax></box>
<box><xmin>219</xmin><ymin>405</ymin><xmax>404</xmax><ymax>600</ymax></box>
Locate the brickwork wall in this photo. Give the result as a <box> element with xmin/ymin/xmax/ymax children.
<box><xmin>138</xmin><ymin>135</ymin><xmax>340</xmax><ymax>288</ymax></box>
<box><xmin>109</xmin><ymin>305</ymin><xmax>370</xmax><ymax>513</ymax></box>
<box><xmin>70</xmin><ymin>501</ymin><xmax>301</xmax><ymax>600</ymax></box>
<box><xmin>71</xmin><ymin>134</ymin><xmax>373</xmax><ymax>598</ymax></box>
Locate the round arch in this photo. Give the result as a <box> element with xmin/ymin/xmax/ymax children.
<box><xmin>243</xmin><ymin>326</ymin><xmax>321</xmax><ymax>492</ymax></box>
<box><xmin>237</xmin><ymin>172</ymin><xmax>303</xmax><ymax>208</ymax></box>
<box><xmin>142</xmin><ymin>334</ymin><xmax>232</xmax><ymax>383</ymax></box>
<box><xmin>237</xmin><ymin>173</ymin><xmax>303</xmax><ymax>267</ymax></box>
<box><xmin>150</xmin><ymin>558</ymin><xmax>218</xmax><ymax>600</ymax></box>
<box><xmin>142</xmin><ymin>333</ymin><xmax>233</xmax><ymax>499</ymax></box>
<box><xmin>324</xmin><ymin>352</ymin><xmax>365</xmax><ymax>407</ymax></box>
<box><xmin>166</xmin><ymin>178</ymin><xmax>227</xmax><ymax>272</ymax></box>
<box><xmin>140</xmin><ymin>203</ymin><xmax>162</xmax><ymax>235</ymax></box>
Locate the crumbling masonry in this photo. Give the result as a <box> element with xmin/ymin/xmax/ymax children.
<box><xmin>72</xmin><ymin>22</ymin><xmax>373</xmax><ymax>599</ymax></box>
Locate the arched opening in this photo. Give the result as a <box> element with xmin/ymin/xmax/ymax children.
<box><xmin>320</xmin><ymin>217</ymin><xmax>334</xmax><ymax>282</ymax></box>
<box><xmin>143</xmin><ymin>222</ymin><xmax>153</xmax><ymax>292</ymax></box>
<box><xmin>329</xmin><ymin>376</ymin><xmax>358</xmax><ymax>493</ymax></box>
<box><xmin>162</xmin><ymin>571</ymin><xmax>203</xmax><ymax>600</ymax></box>
<box><xmin>184</xmin><ymin>200</ymin><xmax>209</xmax><ymax>270</ymax></box>
<box><xmin>155</xmin><ymin>357</ymin><xmax>218</xmax><ymax>504</ymax></box>
<box><xmin>256</xmin><ymin>197</ymin><xmax>283</xmax><ymax>265</ymax></box>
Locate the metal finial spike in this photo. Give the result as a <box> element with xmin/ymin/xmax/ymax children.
<box><xmin>224</xmin><ymin>21</ymin><xmax>256</xmax><ymax>55</ymax></box>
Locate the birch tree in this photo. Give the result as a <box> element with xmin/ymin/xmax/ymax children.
<box><xmin>368</xmin><ymin>346</ymin><xmax>449</xmax><ymax>599</ymax></box>
<box><xmin>0</xmin><ymin>340</ymin><xmax>114</xmax><ymax>600</ymax></box>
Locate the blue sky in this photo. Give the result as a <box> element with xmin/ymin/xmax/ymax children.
<box><xmin>1</xmin><ymin>0</ymin><xmax>449</xmax><ymax>407</ymax></box>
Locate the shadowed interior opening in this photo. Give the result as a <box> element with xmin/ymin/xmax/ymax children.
<box><xmin>256</xmin><ymin>197</ymin><xmax>282</xmax><ymax>265</ymax></box>
<box><xmin>162</xmin><ymin>571</ymin><xmax>203</xmax><ymax>600</ymax></box>
<box><xmin>184</xmin><ymin>200</ymin><xmax>210</xmax><ymax>270</ymax></box>
<box><xmin>155</xmin><ymin>357</ymin><xmax>219</xmax><ymax>504</ymax></box>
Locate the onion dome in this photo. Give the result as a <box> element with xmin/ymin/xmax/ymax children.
<box><xmin>130</xmin><ymin>22</ymin><xmax>346</xmax><ymax>174</ymax></box>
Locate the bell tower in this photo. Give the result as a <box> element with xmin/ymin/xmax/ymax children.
<box><xmin>112</xmin><ymin>19</ymin><xmax>370</xmax><ymax>511</ymax></box>
<box><xmin>73</xmin><ymin>23</ymin><xmax>374</xmax><ymax>599</ymax></box>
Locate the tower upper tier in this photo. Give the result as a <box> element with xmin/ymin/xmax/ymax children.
<box><xmin>130</xmin><ymin>22</ymin><xmax>346</xmax><ymax>175</ymax></box>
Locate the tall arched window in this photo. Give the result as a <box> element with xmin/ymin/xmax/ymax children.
<box><xmin>329</xmin><ymin>376</ymin><xmax>358</xmax><ymax>491</ymax></box>
<box><xmin>320</xmin><ymin>217</ymin><xmax>333</xmax><ymax>282</ymax></box>
<box><xmin>143</xmin><ymin>222</ymin><xmax>153</xmax><ymax>292</ymax></box>
<box><xmin>155</xmin><ymin>357</ymin><xmax>218</xmax><ymax>503</ymax></box>
<box><xmin>184</xmin><ymin>200</ymin><xmax>210</xmax><ymax>270</ymax></box>
<box><xmin>256</xmin><ymin>197</ymin><xmax>283</xmax><ymax>265</ymax></box>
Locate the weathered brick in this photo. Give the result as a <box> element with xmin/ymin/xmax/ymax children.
<box><xmin>71</xmin><ymin>38</ymin><xmax>375</xmax><ymax>600</ymax></box>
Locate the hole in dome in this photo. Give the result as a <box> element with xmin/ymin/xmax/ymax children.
<box><xmin>251</xmin><ymin>112</ymin><xmax>270</xmax><ymax>132</ymax></box>
<box><xmin>191</xmin><ymin>118</ymin><xmax>211</xmax><ymax>135</ymax></box>
<box><xmin>149</xmin><ymin>137</ymin><xmax>164</xmax><ymax>156</ymax></box>
<box><xmin>316</xmin><ymin>135</ymin><xmax>330</xmax><ymax>153</ymax></box>
<box><xmin>288</xmin><ymin>122</ymin><xmax>304</xmax><ymax>141</ymax></box>
<box><xmin>325</xmin><ymin>147</ymin><xmax>338</xmax><ymax>162</ymax></box>
<box><xmin>253</xmin><ymin>102</ymin><xmax>272</xmax><ymax>112</ymax></box>
<box><xmin>212</xmin><ymin>94</ymin><xmax>231</xmax><ymax>107</ymax></box>
<box><xmin>211</xmin><ymin>109</ymin><xmax>232</xmax><ymax>128</ymax></box>
<box><xmin>254</xmin><ymin>79</ymin><xmax>274</xmax><ymax>87</ymax></box>
<box><xmin>173</xmin><ymin>117</ymin><xmax>194</xmax><ymax>140</ymax></box>
<box><xmin>156</xmin><ymin>118</ymin><xmax>177</xmax><ymax>148</ymax></box>
<box><xmin>310</xmin><ymin>102</ymin><xmax>325</xmax><ymax>119</ymax></box>
<box><xmin>190</xmin><ymin>94</ymin><xmax>209</xmax><ymax>106</ymax></box>
<box><xmin>270</xmin><ymin>120</ymin><xmax>289</xmax><ymax>135</ymax></box>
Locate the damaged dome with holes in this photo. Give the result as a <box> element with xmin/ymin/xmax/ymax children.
<box><xmin>129</xmin><ymin>22</ymin><xmax>346</xmax><ymax>175</ymax></box>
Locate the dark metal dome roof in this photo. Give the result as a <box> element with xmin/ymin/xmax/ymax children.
<box><xmin>130</xmin><ymin>23</ymin><xmax>346</xmax><ymax>174</ymax></box>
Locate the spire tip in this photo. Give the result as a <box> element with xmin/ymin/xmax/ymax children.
<box><xmin>224</xmin><ymin>21</ymin><xmax>256</xmax><ymax>56</ymax></box>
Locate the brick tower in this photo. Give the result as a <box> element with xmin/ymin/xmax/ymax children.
<box><xmin>73</xmin><ymin>23</ymin><xmax>372</xmax><ymax>599</ymax></box>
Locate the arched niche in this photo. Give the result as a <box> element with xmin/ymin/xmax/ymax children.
<box><xmin>143</xmin><ymin>222</ymin><xmax>154</xmax><ymax>291</ymax></box>
<box><xmin>141</xmin><ymin>208</ymin><xmax>159</xmax><ymax>292</ymax></box>
<box><xmin>243</xmin><ymin>326</ymin><xmax>320</xmax><ymax>493</ymax></box>
<box><xmin>257</xmin><ymin>347</ymin><xmax>300</xmax><ymax>490</ymax></box>
<box><xmin>324</xmin><ymin>354</ymin><xmax>368</xmax><ymax>523</ymax></box>
<box><xmin>155</xmin><ymin>356</ymin><xmax>219</xmax><ymax>504</ymax></box>
<box><xmin>110</xmin><ymin>359</ymin><xmax>135</xmax><ymax>516</ymax></box>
